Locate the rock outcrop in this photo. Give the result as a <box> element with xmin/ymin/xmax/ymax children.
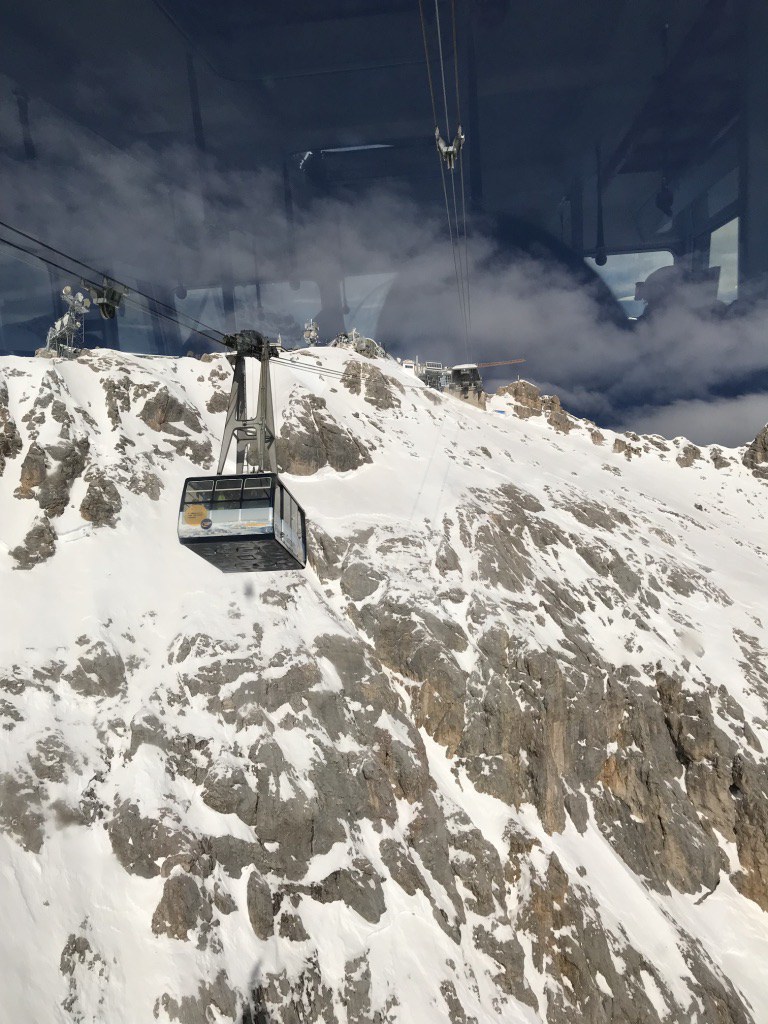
<box><xmin>279</xmin><ymin>393</ymin><xmax>372</xmax><ymax>474</ymax></box>
<box><xmin>0</xmin><ymin>374</ymin><xmax>23</xmax><ymax>475</ymax></box>
<box><xmin>743</xmin><ymin>422</ymin><xmax>768</xmax><ymax>478</ymax></box>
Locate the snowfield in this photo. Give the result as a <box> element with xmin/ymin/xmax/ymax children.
<box><xmin>0</xmin><ymin>345</ymin><xmax>766</xmax><ymax>1024</ymax></box>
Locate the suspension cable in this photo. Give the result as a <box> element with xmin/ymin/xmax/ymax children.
<box><xmin>417</xmin><ymin>0</ymin><xmax>472</xmax><ymax>358</ymax></box>
<box><xmin>273</xmin><ymin>354</ymin><xmax>450</xmax><ymax>396</ymax></box>
<box><xmin>457</xmin><ymin>152</ymin><xmax>471</xmax><ymax>345</ymax></box>
<box><xmin>0</xmin><ymin>232</ymin><xmax>224</xmax><ymax>346</ymax></box>
<box><xmin>419</xmin><ymin>0</ymin><xmax>467</xmax><ymax>345</ymax></box>
<box><xmin>435</xmin><ymin>0</ymin><xmax>470</xmax><ymax>355</ymax></box>
<box><xmin>433</xmin><ymin>0</ymin><xmax>453</xmax><ymax>141</ymax></box>
<box><xmin>417</xmin><ymin>0</ymin><xmax>440</xmax><ymax>127</ymax></box>
<box><xmin>438</xmin><ymin>159</ymin><xmax>469</xmax><ymax>354</ymax></box>
<box><xmin>431</xmin><ymin>0</ymin><xmax>469</xmax><ymax>345</ymax></box>
<box><xmin>0</xmin><ymin>223</ymin><xmax>461</xmax><ymax>381</ymax></box>
<box><xmin>450</xmin><ymin>0</ymin><xmax>462</xmax><ymax>123</ymax></box>
<box><xmin>0</xmin><ymin>231</ymin><xmax>467</xmax><ymax>394</ymax></box>
<box><xmin>448</xmin><ymin>165</ymin><xmax>469</xmax><ymax>358</ymax></box>
<box><xmin>451</xmin><ymin>0</ymin><xmax>472</xmax><ymax>346</ymax></box>
<box><xmin>0</xmin><ymin>217</ymin><xmax>227</xmax><ymax>342</ymax></box>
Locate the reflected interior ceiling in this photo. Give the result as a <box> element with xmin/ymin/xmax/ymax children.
<box><xmin>1</xmin><ymin>0</ymin><xmax>740</xmax><ymax>259</ymax></box>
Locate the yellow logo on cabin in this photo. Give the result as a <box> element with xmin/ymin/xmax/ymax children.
<box><xmin>184</xmin><ymin>504</ymin><xmax>209</xmax><ymax>527</ymax></box>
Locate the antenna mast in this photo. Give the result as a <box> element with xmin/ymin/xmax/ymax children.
<box><xmin>45</xmin><ymin>285</ymin><xmax>91</xmax><ymax>354</ymax></box>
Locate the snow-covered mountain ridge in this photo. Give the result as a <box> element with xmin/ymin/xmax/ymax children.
<box><xmin>1</xmin><ymin>346</ymin><xmax>767</xmax><ymax>1024</ymax></box>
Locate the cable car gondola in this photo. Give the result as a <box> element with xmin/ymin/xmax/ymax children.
<box><xmin>177</xmin><ymin>330</ymin><xmax>307</xmax><ymax>572</ymax></box>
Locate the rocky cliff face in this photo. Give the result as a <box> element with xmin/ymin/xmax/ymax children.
<box><xmin>1</xmin><ymin>347</ymin><xmax>767</xmax><ymax>1024</ymax></box>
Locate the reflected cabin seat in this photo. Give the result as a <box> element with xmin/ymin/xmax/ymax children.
<box><xmin>178</xmin><ymin>473</ymin><xmax>307</xmax><ymax>572</ymax></box>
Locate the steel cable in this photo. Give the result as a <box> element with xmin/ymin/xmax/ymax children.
<box><xmin>433</xmin><ymin>0</ymin><xmax>453</xmax><ymax>141</ymax></box>
<box><xmin>451</xmin><ymin>0</ymin><xmax>472</xmax><ymax>348</ymax></box>
<box><xmin>417</xmin><ymin>0</ymin><xmax>440</xmax><ymax>127</ymax></box>
<box><xmin>0</xmin><ymin>232</ymin><xmax>207</xmax><ymax>346</ymax></box>
<box><xmin>0</xmin><ymin>233</ymin><xmax>225</xmax><ymax>349</ymax></box>
<box><xmin>0</xmin><ymin>218</ymin><xmax>227</xmax><ymax>342</ymax></box>
<box><xmin>0</xmin><ymin>228</ymin><xmax>449</xmax><ymax>381</ymax></box>
<box><xmin>417</xmin><ymin>0</ymin><xmax>471</xmax><ymax>356</ymax></box>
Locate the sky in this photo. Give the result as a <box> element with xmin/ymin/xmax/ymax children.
<box><xmin>0</xmin><ymin>69</ymin><xmax>765</xmax><ymax>450</ymax></box>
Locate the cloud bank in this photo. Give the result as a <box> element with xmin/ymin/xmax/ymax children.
<box><xmin>1</xmin><ymin>84</ymin><xmax>766</xmax><ymax>447</ymax></box>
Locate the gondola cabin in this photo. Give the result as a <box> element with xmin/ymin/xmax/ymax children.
<box><xmin>178</xmin><ymin>473</ymin><xmax>306</xmax><ymax>572</ymax></box>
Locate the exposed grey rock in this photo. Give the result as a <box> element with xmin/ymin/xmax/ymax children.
<box><xmin>341</xmin><ymin>360</ymin><xmax>403</xmax><ymax>410</ymax></box>
<box><xmin>547</xmin><ymin>400</ymin><xmax>575</xmax><ymax>433</ymax></box>
<box><xmin>607</xmin><ymin>553</ymin><xmax>641</xmax><ymax>596</ymax></box>
<box><xmin>306</xmin><ymin>523</ymin><xmax>346</xmax><ymax>581</ymax></box>
<box><xmin>161</xmin><ymin>847</ymin><xmax>215</xmax><ymax>880</ymax></box>
<box><xmin>0</xmin><ymin>772</ymin><xmax>45</xmax><ymax>851</ymax></box>
<box><xmin>152</xmin><ymin>873</ymin><xmax>211</xmax><ymax>940</ymax></box>
<box><xmin>563</xmin><ymin>499</ymin><xmax>629</xmax><ymax>533</ymax></box>
<box><xmin>203</xmin><ymin>765</ymin><xmax>255</xmax><ymax>818</ymax></box>
<box><xmin>312</xmin><ymin>859</ymin><xmax>386</xmax><ymax>923</ymax></box>
<box><xmin>138</xmin><ymin>386</ymin><xmax>204</xmax><ymax>435</ymax></box>
<box><xmin>128</xmin><ymin>712</ymin><xmax>169</xmax><ymax>756</ymax></box>
<box><xmin>170</xmin><ymin>435</ymin><xmax>213</xmax><ymax>465</ymax></box>
<box><xmin>247</xmin><ymin>870</ymin><xmax>275</xmax><ymax>939</ymax></box>
<box><xmin>517</xmin><ymin>853</ymin><xmax>719</xmax><ymax>1023</ymax></box>
<box><xmin>496</xmin><ymin>380</ymin><xmax>577</xmax><ymax>432</ymax></box>
<box><xmin>0</xmin><ymin>697</ymin><xmax>23</xmax><ymax>729</ymax></box>
<box><xmin>436</xmin><ymin>534</ymin><xmax>461</xmax><ymax>574</ymax></box>
<box><xmin>351</xmin><ymin>598</ymin><xmax>468</xmax><ymax>753</ymax></box>
<box><xmin>440</xmin><ymin>980</ymin><xmax>477</xmax><ymax>1024</ymax></box>
<box><xmin>278</xmin><ymin>912</ymin><xmax>310</xmax><ymax>941</ymax></box>
<box><xmin>100</xmin><ymin>376</ymin><xmax>131</xmax><ymax>428</ymax></box>
<box><xmin>496</xmin><ymin>379</ymin><xmax>544</xmax><ymax>418</ymax></box>
<box><xmin>10</xmin><ymin>515</ymin><xmax>56</xmax><ymax>569</ymax></box>
<box><xmin>137</xmin><ymin>386</ymin><xmax>212</xmax><ymax>465</ymax></box>
<box><xmin>710</xmin><ymin>446</ymin><xmax>732</xmax><ymax>469</ymax></box>
<box><xmin>448</xmin><ymin>819</ymin><xmax>506</xmax><ymax>918</ymax></box>
<box><xmin>677</xmin><ymin>442</ymin><xmax>702</xmax><ymax>467</ymax></box>
<box><xmin>332</xmin><ymin>333</ymin><xmax>388</xmax><ymax>360</ymax></box>
<box><xmin>206</xmin><ymin>389</ymin><xmax>230</xmax><ymax>414</ymax></box>
<box><xmin>731</xmin><ymin>756</ymin><xmax>768</xmax><ymax>911</ymax></box>
<box><xmin>742</xmin><ymin>423</ymin><xmax>768</xmax><ymax>478</ymax></box>
<box><xmin>278</xmin><ymin>393</ymin><xmax>372</xmax><ymax>475</ymax></box>
<box><xmin>126</xmin><ymin>466</ymin><xmax>162</xmax><ymax>498</ymax></box>
<box><xmin>15</xmin><ymin>442</ymin><xmax>47</xmax><ymax>498</ymax></box>
<box><xmin>60</xmin><ymin>931</ymin><xmax>103</xmax><ymax>977</ymax></box>
<box><xmin>155</xmin><ymin>971</ymin><xmax>239</xmax><ymax>1024</ymax></box>
<box><xmin>248</xmin><ymin>954</ymin><xmax>336</xmax><ymax>1024</ymax></box>
<box><xmin>60</xmin><ymin>926</ymin><xmax>109</xmax><ymax>1021</ymax></box>
<box><xmin>28</xmin><ymin>733</ymin><xmax>78</xmax><ymax>784</ymax></box>
<box><xmin>66</xmin><ymin>641</ymin><xmax>127</xmax><ymax>698</ymax></box>
<box><xmin>80</xmin><ymin>472</ymin><xmax>122</xmax><ymax>527</ymax></box>
<box><xmin>0</xmin><ymin>377</ymin><xmax>22</xmax><ymax>476</ymax></box>
<box><xmin>31</xmin><ymin>437</ymin><xmax>90</xmax><ymax>517</ymax></box>
<box><xmin>344</xmin><ymin>957</ymin><xmax>398</xmax><ymax>1024</ymax></box>
<box><xmin>209</xmin><ymin>836</ymin><xmax>262</xmax><ymax>879</ymax></box>
<box><xmin>213</xmin><ymin>885</ymin><xmax>237</xmax><ymax>915</ymax></box>
<box><xmin>613</xmin><ymin>437</ymin><xmax>642</xmax><ymax>459</ymax></box>
<box><xmin>108</xmin><ymin>801</ymin><xmax>192</xmax><ymax>878</ymax></box>
<box><xmin>339</xmin><ymin>561</ymin><xmax>383</xmax><ymax>601</ymax></box>
<box><xmin>378</xmin><ymin>838</ymin><xmax>430</xmax><ymax>900</ymax></box>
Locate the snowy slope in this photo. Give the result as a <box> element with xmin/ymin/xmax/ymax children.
<box><xmin>0</xmin><ymin>346</ymin><xmax>767</xmax><ymax>1024</ymax></box>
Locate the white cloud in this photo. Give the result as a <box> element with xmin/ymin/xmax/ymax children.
<box><xmin>2</xmin><ymin>83</ymin><xmax>768</xmax><ymax>449</ymax></box>
<box><xmin>620</xmin><ymin>392</ymin><xmax>768</xmax><ymax>448</ymax></box>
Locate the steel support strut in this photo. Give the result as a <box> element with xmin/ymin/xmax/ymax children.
<box><xmin>217</xmin><ymin>331</ymin><xmax>277</xmax><ymax>475</ymax></box>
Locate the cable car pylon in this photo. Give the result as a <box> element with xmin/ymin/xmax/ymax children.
<box><xmin>178</xmin><ymin>330</ymin><xmax>307</xmax><ymax>574</ymax></box>
<box><xmin>217</xmin><ymin>330</ymin><xmax>278</xmax><ymax>475</ymax></box>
